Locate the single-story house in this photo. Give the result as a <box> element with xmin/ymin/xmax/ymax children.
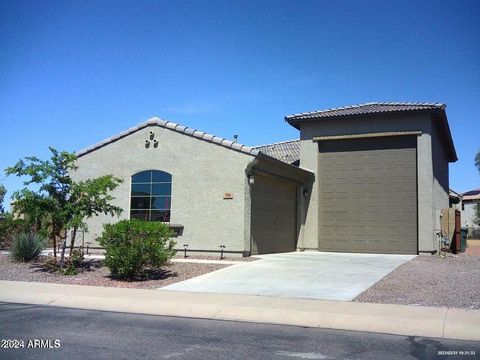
<box><xmin>461</xmin><ymin>188</ymin><xmax>480</xmax><ymax>237</ymax></box>
<box><xmin>72</xmin><ymin>102</ymin><xmax>457</xmax><ymax>256</ymax></box>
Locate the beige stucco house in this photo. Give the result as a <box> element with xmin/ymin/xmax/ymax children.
<box><xmin>460</xmin><ymin>189</ymin><xmax>480</xmax><ymax>238</ymax></box>
<box><xmin>73</xmin><ymin>102</ymin><xmax>456</xmax><ymax>256</ymax></box>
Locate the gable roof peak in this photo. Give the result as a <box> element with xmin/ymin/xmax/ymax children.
<box><xmin>76</xmin><ymin>117</ymin><xmax>259</xmax><ymax>158</ymax></box>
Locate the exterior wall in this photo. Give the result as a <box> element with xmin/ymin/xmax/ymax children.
<box><xmin>462</xmin><ymin>201</ymin><xmax>478</xmax><ymax>227</ymax></box>
<box><xmin>431</xmin><ymin>118</ymin><xmax>450</xmax><ymax>239</ymax></box>
<box><xmin>298</xmin><ymin>112</ymin><xmax>440</xmax><ymax>253</ymax></box>
<box><xmin>462</xmin><ymin>200</ymin><xmax>480</xmax><ymax>241</ymax></box>
<box><xmin>72</xmin><ymin>125</ymin><xmax>254</xmax><ymax>253</ymax></box>
<box><xmin>297</xmin><ymin>137</ymin><xmax>319</xmax><ymax>250</ymax></box>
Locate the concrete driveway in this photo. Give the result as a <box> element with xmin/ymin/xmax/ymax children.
<box><xmin>162</xmin><ymin>252</ymin><xmax>416</xmax><ymax>301</ymax></box>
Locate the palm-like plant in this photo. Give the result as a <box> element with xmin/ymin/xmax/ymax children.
<box><xmin>10</xmin><ymin>232</ymin><xmax>45</xmax><ymax>262</ymax></box>
<box><xmin>475</xmin><ymin>150</ymin><xmax>480</xmax><ymax>172</ymax></box>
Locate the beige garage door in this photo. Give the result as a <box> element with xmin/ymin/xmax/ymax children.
<box><xmin>251</xmin><ymin>175</ymin><xmax>297</xmax><ymax>255</ymax></box>
<box><xmin>317</xmin><ymin>136</ymin><xmax>417</xmax><ymax>254</ymax></box>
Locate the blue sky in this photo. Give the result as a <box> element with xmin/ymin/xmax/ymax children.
<box><xmin>1</xmin><ymin>0</ymin><xmax>479</xmax><ymax>207</ymax></box>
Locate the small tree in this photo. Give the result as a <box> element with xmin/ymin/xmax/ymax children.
<box><xmin>6</xmin><ymin>147</ymin><xmax>122</xmax><ymax>261</ymax></box>
<box><xmin>0</xmin><ymin>184</ymin><xmax>6</xmax><ymax>213</ymax></box>
<box><xmin>8</xmin><ymin>189</ymin><xmax>52</xmax><ymax>237</ymax></box>
<box><xmin>65</xmin><ymin>176</ymin><xmax>123</xmax><ymax>258</ymax></box>
<box><xmin>5</xmin><ymin>148</ymin><xmax>76</xmax><ymax>257</ymax></box>
<box><xmin>0</xmin><ymin>213</ymin><xmax>33</xmax><ymax>249</ymax></box>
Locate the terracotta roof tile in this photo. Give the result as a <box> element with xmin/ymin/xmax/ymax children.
<box><xmin>462</xmin><ymin>188</ymin><xmax>480</xmax><ymax>201</ymax></box>
<box><xmin>254</xmin><ymin>139</ymin><xmax>300</xmax><ymax>165</ymax></box>
<box><xmin>77</xmin><ymin>117</ymin><xmax>260</xmax><ymax>157</ymax></box>
<box><xmin>285</xmin><ymin>102</ymin><xmax>445</xmax><ymax>121</ymax></box>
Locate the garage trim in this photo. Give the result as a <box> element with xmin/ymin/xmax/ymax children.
<box><xmin>313</xmin><ymin>131</ymin><xmax>422</xmax><ymax>142</ymax></box>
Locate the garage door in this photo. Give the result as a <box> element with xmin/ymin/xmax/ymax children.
<box><xmin>251</xmin><ymin>175</ymin><xmax>297</xmax><ymax>255</ymax></box>
<box><xmin>317</xmin><ymin>136</ymin><xmax>417</xmax><ymax>254</ymax></box>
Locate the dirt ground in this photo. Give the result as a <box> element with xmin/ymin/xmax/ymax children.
<box><xmin>0</xmin><ymin>254</ymin><xmax>228</xmax><ymax>289</ymax></box>
<box><xmin>354</xmin><ymin>251</ymin><xmax>480</xmax><ymax>309</ymax></box>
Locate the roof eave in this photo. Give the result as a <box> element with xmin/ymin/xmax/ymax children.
<box><xmin>435</xmin><ymin>110</ymin><xmax>458</xmax><ymax>162</ymax></box>
<box><xmin>286</xmin><ymin>108</ymin><xmax>458</xmax><ymax>162</ymax></box>
<box><xmin>285</xmin><ymin>108</ymin><xmax>437</xmax><ymax>128</ymax></box>
<box><xmin>256</xmin><ymin>152</ymin><xmax>314</xmax><ymax>178</ymax></box>
<box><xmin>76</xmin><ymin>117</ymin><xmax>260</xmax><ymax>159</ymax></box>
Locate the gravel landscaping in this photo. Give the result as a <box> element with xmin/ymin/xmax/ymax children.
<box><xmin>354</xmin><ymin>253</ymin><xmax>480</xmax><ymax>309</ymax></box>
<box><xmin>0</xmin><ymin>254</ymin><xmax>228</xmax><ymax>289</ymax></box>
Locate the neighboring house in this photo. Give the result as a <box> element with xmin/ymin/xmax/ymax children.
<box><xmin>73</xmin><ymin>102</ymin><xmax>457</xmax><ymax>256</ymax></box>
<box><xmin>449</xmin><ymin>189</ymin><xmax>462</xmax><ymax>210</ymax></box>
<box><xmin>461</xmin><ymin>188</ymin><xmax>480</xmax><ymax>238</ymax></box>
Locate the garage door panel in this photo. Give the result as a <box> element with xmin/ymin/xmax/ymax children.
<box><xmin>251</xmin><ymin>175</ymin><xmax>297</xmax><ymax>255</ymax></box>
<box><xmin>318</xmin><ymin>136</ymin><xmax>417</xmax><ymax>255</ymax></box>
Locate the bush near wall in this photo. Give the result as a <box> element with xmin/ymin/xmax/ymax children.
<box><xmin>98</xmin><ymin>219</ymin><xmax>176</xmax><ymax>279</ymax></box>
<box><xmin>0</xmin><ymin>214</ymin><xmax>35</xmax><ymax>249</ymax></box>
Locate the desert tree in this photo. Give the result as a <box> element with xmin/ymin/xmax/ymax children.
<box><xmin>6</xmin><ymin>147</ymin><xmax>122</xmax><ymax>260</ymax></box>
<box><xmin>64</xmin><ymin>175</ymin><xmax>122</xmax><ymax>259</ymax></box>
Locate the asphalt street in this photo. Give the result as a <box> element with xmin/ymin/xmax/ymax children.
<box><xmin>0</xmin><ymin>302</ymin><xmax>478</xmax><ymax>360</ymax></box>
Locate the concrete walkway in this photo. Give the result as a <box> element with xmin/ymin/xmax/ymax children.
<box><xmin>0</xmin><ymin>250</ymin><xmax>242</xmax><ymax>265</ymax></box>
<box><xmin>163</xmin><ymin>252</ymin><xmax>415</xmax><ymax>301</ymax></box>
<box><xmin>0</xmin><ymin>280</ymin><xmax>479</xmax><ymax>342</ymax></box>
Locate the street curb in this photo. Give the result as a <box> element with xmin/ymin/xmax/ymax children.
<box><xmin>1</xmin><ymin>280</ymin><xmax>479</xmax><ymax>341</ymax></box>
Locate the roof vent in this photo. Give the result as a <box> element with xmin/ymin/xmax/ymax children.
<box><xmin>233</xmin><ymin>135</ymin><xmax>238</xmax><ymax>143</ymax></box>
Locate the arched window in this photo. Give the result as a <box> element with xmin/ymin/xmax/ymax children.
<box><xmin>130</xmin><ymin>170</ymin><xmax>172</xmax><ymax>222</ymax></box>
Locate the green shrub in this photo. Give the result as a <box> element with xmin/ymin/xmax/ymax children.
<box><xmin>98</xmin><ymin>219</ymin><xmax>176</xmax><ymax>279</ymax></box>
<box><xmin>61</xmin><ymin>249</ymin><xmax>84</xmax><ymax>275</ymax></box>
<box><xmin>0</xmin><ymin>214</ymin><xmax>34</xmax><ymax>249</ymax></box>
<box><xmin>63</xmin><ymin>264</ymin><xmax>79</xmax><ymax>276</ymax></box>
<box><xmin>43</xmin><ymin>257</ymin><xmax>60</xmax><ymax>272</ymax></box>
<box><xmin>10</xmin><ymin>232</ymin><xmax>45</xmax><ymax>262</ymax></box>
<box><xmin>69</xmin><ymin>249</ymin><xmax>84</xmax><ymax>268</ymax></box>
<box><xmin>475</xmin><ymin>202</ymin><xmax>480</xmax><ymax>226</ymax></box>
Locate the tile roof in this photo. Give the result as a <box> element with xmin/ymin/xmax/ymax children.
<box><xmin>254</xmin><ymin>139</ymin><xmax>300</xmax><ymax>165</ymax></box>
<box><xmin>77</xmin><ymin>117</ymin><xmax>260</xmax><ymax>158</ymax></box>
<box><xmin>462</xmin><ymin>188</ymin><xmax>480</xmax><ymax>201</ymax></box>
<box><xmin>463</xmin><ymin>188</ymin><xmax>480</xmax><ymax>196</ymax></box>
<box><xmin>285</xmin><ymin>102</ymin><xmax>445</xmax><ymax>121</ymax></box>
<box><xmin>449</xmin><ymin>189</ymin><xmax>462</xmax><ymax>199</ymax></box>
<box><xmin>285</xmin><ymin>101</ymin><xmax>457</xmax><ymax>162</ymax></box>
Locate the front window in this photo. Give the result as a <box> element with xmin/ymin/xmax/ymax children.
<box><xmin>130</xmin><ymin>170</ymin><xmax>172</xmax><ymax>222</ymax></box>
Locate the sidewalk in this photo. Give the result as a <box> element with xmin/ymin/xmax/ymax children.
<box><xmin>0</xmin><ymin>250</ymin><xmax>242</xmax><ymax>265</ymax></box>
<box><xmin>1</xmin><ymin>280</ymin><xmax>479</xmax><ymax>341</ymax></box>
